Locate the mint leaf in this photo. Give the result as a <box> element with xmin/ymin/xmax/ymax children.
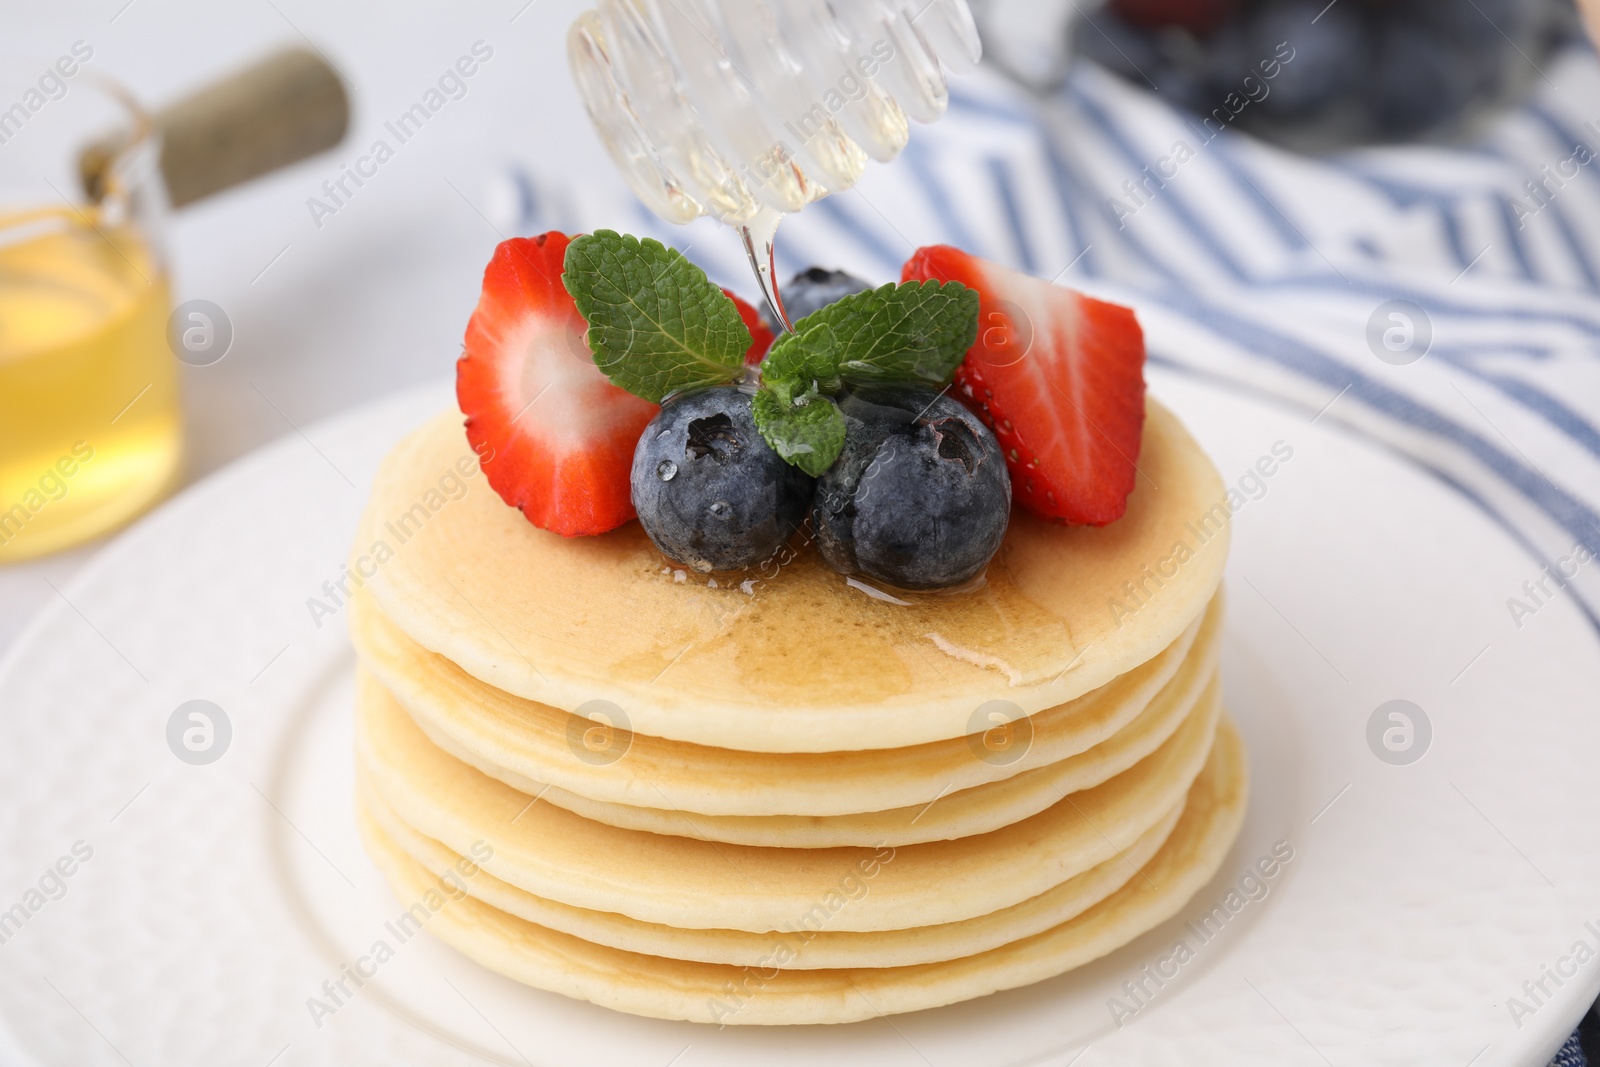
<box><xmin>750</xmin><ymin>279</ymin><xmax>978</xmax><ymax>477</ymax></box>
<box><xmin>800</xmin><ymin>280</ymin><xmax>979</xmax><ymax>388</ymax></box>
<box><xmin>562</xmin><ymin>230</ymin><xmax>749</xmax><ymax>403</ymax></box>
<box><xmin>751</xmin><ymin>389</ymin><xmax>846</xmax><ymax>478</ymax></box>
<box><xmin>759</xmin><ymin>322</ymin><xmax>843</xmax><ymax>406</ymax></box>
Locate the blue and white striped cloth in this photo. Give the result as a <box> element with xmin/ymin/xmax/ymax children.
<box><xmin>510</xmin><ymin>43</ymin><xmax>1600</xmax><ymax>642</ymax></box>
<box><xmin>506</xmin><ymin>38</ymin><xmax>1600</xmax><ymax>1065</ymax></box>
<box><xmin>1555</xmin><ymin>1029</ymin><xmax>1591</xmax><ymax>1067</ymax></box>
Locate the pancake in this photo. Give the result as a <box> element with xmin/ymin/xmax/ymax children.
<box><xmin>357</xmin><ymin>780</ymin><xmax>1184</xmax><ymax>969</ymax></box>
<box><xmin>351</xmin><ymin>589</ymin><xmax>1222</xmax><ymax>819</ymax></box>
<box><xmin>356</xmin><ymin>716</ymin><xmax>1247</xmax><ymax>1024</ymax></box>
<box><xmin>370</xmin><ymin>660</ymin><xmax>1220</xmax><ymax>847</ymax></box>
<box><xmin>356</xmin><ymin>397</ymin><xmax>1228</xmax><ymax>752</ymax></box>
<box><xmin>354</xmin><ymin>669</ymin><xmax>1219</xmax><ymax>932</ymax></box>
<box><xmin>535</xmin><ymin>676</ymin><xmax>1219</xmax><ymax>846</ymax></box>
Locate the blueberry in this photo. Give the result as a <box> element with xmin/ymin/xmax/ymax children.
<box><xmin>631</xmin><ymin>386</ymin><xmax>813</xmax><ymax>573</ymax></box>
<box><xmin>1247</xmin><ymin>0</ymin><xmax>1366</xmax><ymax>119</ymax></box>
<box><xmin>1079</xmin><ymin>11</ymin><xmax>1166</xmax><ymax>84</ymax></box>
<box><xmin>1405</xmin><ymin>0</ymin><xmax>1524</xmax><ymax>97</ymax></box>
<box><xmin>812</xmin><ymin>388</ymin><xmax>1010</xmax><ymax>591</ymax></box>
<box><xmin>1413</xmin><ymin>0</ymin><xmax>1527</xmax><ymax>56</ymax></box>
<box><xmin>1194</xmin><ymin>20</ymin><xmax>1254</xmax><ymax>101</ymax></box>
<box><xmin>1362</xmin><ymin>17</ymin><xmax>1477</xmax><ymax>136</ymax></box>
<box><xmin>1145</xmin><ymin>25</ymin><xmax>1221</xmax><ymax>113</ymax></box>
<box><xmin>773</xmin><ymin>267</ymin><xmax>873</xmax><ymax>327</ymax></box>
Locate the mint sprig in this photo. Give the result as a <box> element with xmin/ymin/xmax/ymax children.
<box><xmin>751</xmin><ymin>281</ymin><xmax>978</xmax><ymax>473</ymax></box>
<box><xmin>750</xmin><ymin>388</ymin><xmax>847</xmax><ymax>478</ymax></box>
<box><xmin>561</xmin><ymin>229</ymin><xmax>978</xmax><ymax>477</ymax></box>
<box><xmin>773</xmin><ymin>281</ymin><xmax>980</xmax><ymax>388</ymax></box>
<box><xmin>562</xmin><ymin>230</ymin><xmax>749</xmax><ymax>403</ymax></box>
<box><xmin>758</xmin><ymin>323</ymin><xmax>843</xmax><ymax>404</ymax></box>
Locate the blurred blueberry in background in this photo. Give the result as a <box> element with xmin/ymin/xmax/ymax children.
<box><xmin>1068</xmin><ymin>0</ymin><xmax>1580</xmax><ymax>148</ymax></box>
<box><xmin>1365</xmin><ymin>17</ymin><xmax>1480</xmax><ymax>136</ymax></box>
<box><xmin>1247</xmin><ymin>0</ymin><xmax>1365</xmax><ymax>119</ymax></box>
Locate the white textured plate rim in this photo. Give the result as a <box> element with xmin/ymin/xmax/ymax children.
<box><xmin>0</xmin><ymin>369</ymin><xmax>1596</xmax><ymax>1067</ymax></box>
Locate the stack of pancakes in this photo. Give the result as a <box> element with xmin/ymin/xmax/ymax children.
<box><xmin>348</xmin><ymin>398</ymin><xmax>1246</xmax><ymax>1025</ymax></box>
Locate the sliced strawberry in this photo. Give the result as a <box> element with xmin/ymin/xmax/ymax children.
<box><xmin>724</xmin><ymin>288</ymin><xmax>775</xmax><ymax>365</ymax></box>
<box><xmin>457</xmin><ymin>231</ymin><xmax>658</xmax><ymax>537</ymax></box>
<box><xmin>903</xmin><ymin>246</ymin><xmax>1146</xmax><ymax>526</ymax></box>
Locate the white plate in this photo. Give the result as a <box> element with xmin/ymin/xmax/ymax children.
<box><xmin>2</xmin><ymin>364</ymin><xmax>1597</xmax><ymax>1067</ymax></box>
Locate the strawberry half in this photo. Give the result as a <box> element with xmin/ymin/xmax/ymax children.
<box><xmin>457</xmin><ymin>231</ymin><xmax>658</xmax><ymax>537</ymax></box>
<box><xmin>723</xmin><ymin>288</ymin><xmax>775</xmax><ymax>365</ymax></box>
<box><xmin>903</xmin><ymin>246</ymin><xmax>1146</xmax><ymax>526</ymax></box>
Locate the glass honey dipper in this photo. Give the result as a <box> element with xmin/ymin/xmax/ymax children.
<box><xmin>567</xmin><ymin>0</ymin><xmax>982</xmax><ymax>330</ymax></box>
